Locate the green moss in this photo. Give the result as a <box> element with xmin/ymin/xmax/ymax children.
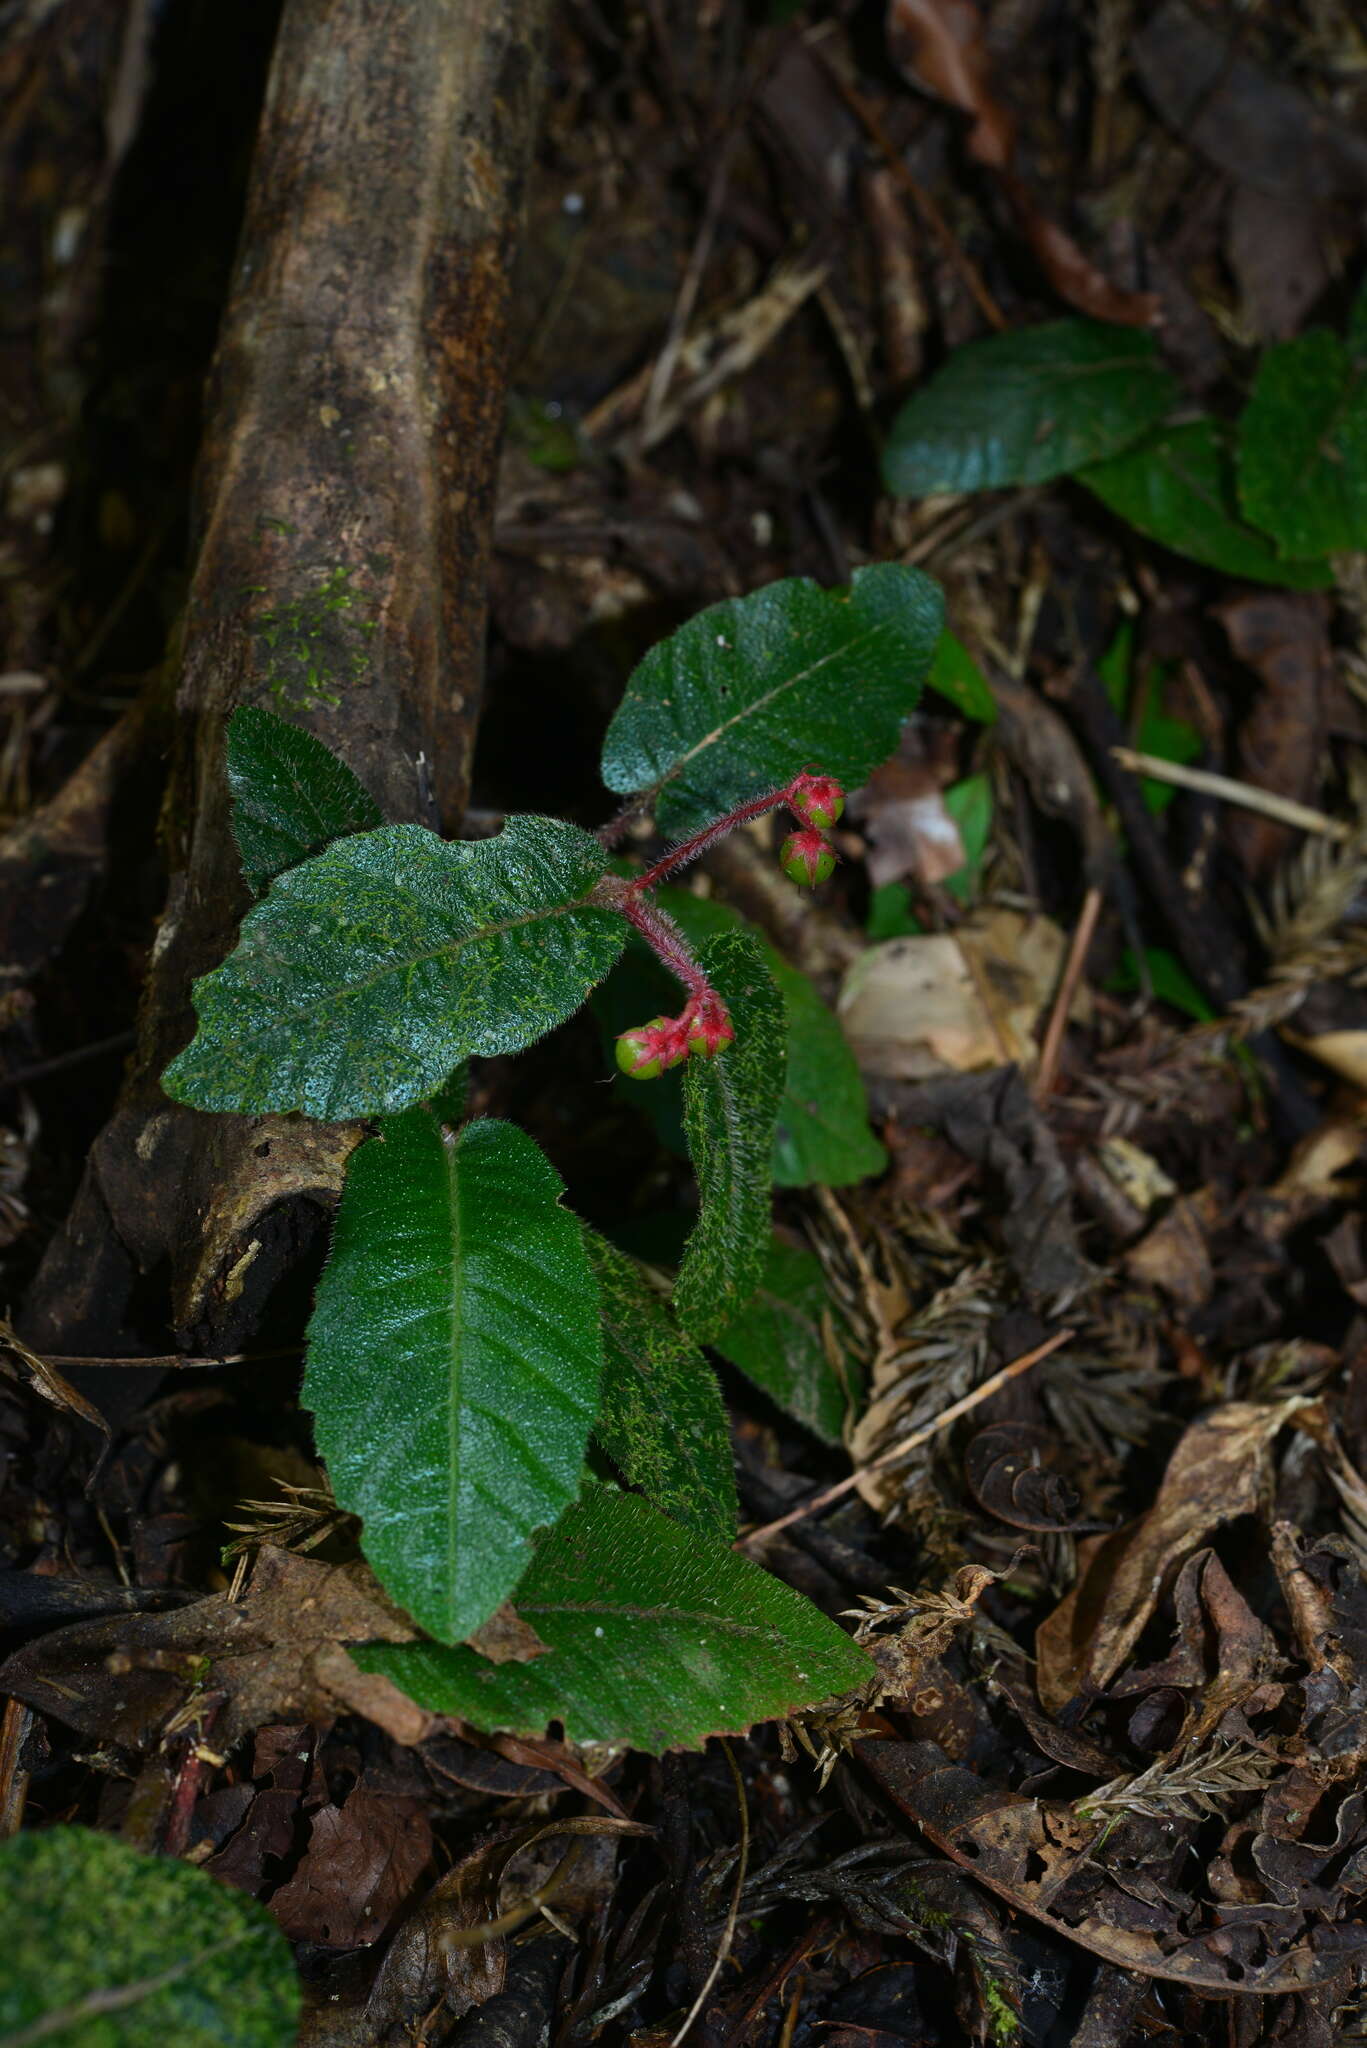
<box><xmin>250</xmin><ymin>562</ymin><xmax>378</xmax><ymax>711</ymax></box>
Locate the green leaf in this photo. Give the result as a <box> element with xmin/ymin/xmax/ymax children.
<box><xmin>942</xmin><ymin>772</ymin><xmax>993</xmax><ymax>905</ymax></box>
<box><xmin>304</xmin><ymin>1113</ymin><xmax>602</xmax><ymax>1643</ymax></box>
<box><xmin>354</xmin><ymin>1485</ymin><xmax>872</xmax><ymax>1751</ymax></box>
<box><xmin>599</xmin><ymin>889</ymin><xmax>882</xmax><ymax>1189</ymax></box>
<box><xmin>867</xmin><ymin>882</ymin><xmax>923</xmax><ymax>941</ymax></box>
<box><xmin>227</xmin><ymin>704</ymin><xmax>384</xmax><ymax>895</ymax></box>
<box><xmin>710</xmin><ymin>1238</ymin><xmax>851</xmax><ymax>1443</ymax></box>
<box><xmin>1078</xmin><ymin>419</ymin><xmax>1333</xmax><ymax>588</ymax></box>
<box><xmin>162</xmin><ymin>817</ymin><xmax>624</xmax><ymax>1121</ymax></box>
<box><xmin>927</xmin><ymin>631</ymin><xmax>997</xmax><ymax>722</ymax></box>
<box><xmin>1238</xmin><ymin>326</ymin><xmax>1367</xmax><ymax>558</ymax></box>
<box><xmin>0</xmin><ymin>1825</ymin><xmax>299</xmax><ymax>2047</ymax></box>
<box><xmin>768</xmin><ymin>952</ymin><xmax>887</xmax><ymax>1187</ymax></box>
<box><xmin>884</xmin><ymin>320</ymin><xmax>1176</xmax><ymax>498</ymax></box>
<box><xmin>675</xmin><ymin>929</ymin><xmax>786</xmax><ymax>1341</ymax></box>
<box><xmin>1095</xmin><ymin>624</ymin><xmax>1201</xmax><ymax>815</ymax></box>
<box><xmin>1108</xmin><ymin>946</ymin><xmax>1215</xmax><ymax>1023</ymax></box>
<box><xmin>601</xmin><ymin>565</ymin><xmax>943</xmax><ymax>838</ymax></box>
<box><xmin>586</xmin><ymin>1233</ymin><xmax>737</xmax><ymax>1540</ymax></box>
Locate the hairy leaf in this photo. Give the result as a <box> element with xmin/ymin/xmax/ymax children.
<box><xmin>601</xmin><ymin>565</ymin><xmax>943</xmax><ymax>837</ymax></box>
<box><xmin>227</xmin><ymin>704</ymin><xmax>383</xmax><ymax>894</ymax></box>
<box><xmin>598</xmin><ymin>889</ymin><xmax>883</xmax><ymax>1188</ymax></box>
<box><xmin>355</xmin><ymin>1486</ymin><xmax>872</xmax><ymax>1751</ymax></box>
<box><xmin>304</xmin><ymin>1113</ymin><xmax>602</xmax><ymax>1643</ymax></box>
<box><xmin>711</xmin><ymin>1238</ymin><xmax>851</xmax><ymax>1443</ymax></box>
<box><xmin>884</xmin><ymin>320</ymin><xmax>1176</xmax><ymax>498</ymax></box>
<box><xmin>162</xmin><ymin>817</ymin><xmax>624</xmax><ymax>1120</ymax></box>
<box><xmin>1079</xmin><ymin>419</ymin><xmax>1332</xmax><ymax>588</ymax></box>
<box><xmin>1238</xmin><ymin>324</ymin><xmax>1367</xmax><ymax>558</ymax></box>
<box><xmin>0</xmin><ymin>1825</ymin><xmax>299</xmax><ymax>2047</ymax></box>
<box><xmin>587</xmin><ymin>1233</ymin><xmax>737</xmax><ymax>1540</ymax></box>
<box><xmin>675</xmin><ymin>929</ymin><xmax>786</xmax><ymax>1341</ymax></box>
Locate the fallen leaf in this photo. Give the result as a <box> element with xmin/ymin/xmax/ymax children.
<box><xmin>268</xmin><ymin>1783</ymin><xmax>432</xmax><ymax>1947</ymax></box>
<box><xmin>0</xmin><ymin>1547</ymin><xmax>418</xmax><ymax>1749</ymax></box>
<box><xmin>859</xmin><ymin>1737</ymin><xmax>1364</xmax><ymax>1992</ymax></box>
<box><xmin>887</xmin><ymin>0</ymin><xmax>1157</xmax><ymax>325</ymax></box>
<box><xmin>1123</xmin><ymin>1195</ymin><xmax>1214</xmax><ymax>1310</ymax></box>
<box><xmin>1216</xmin><ymin>592</ymin><xmax>1331</xmax><ymax>880</ymax></box>
<box><xmin>1035</xmin><ymin>1401</ymin><xmax>1306</xmax><ymax>1715</ymax></box>
<box><xmin>839</xmin><ymin>911</ymin><xmax>1081</xmax><ymax>1080</ymax></box>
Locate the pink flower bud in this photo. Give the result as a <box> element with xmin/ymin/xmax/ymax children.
<box><xmin>615</xmin><ymin>1017</ymin><xmax>686</xmax><ymax>1080</ymax></box>
<box><xmin>780</xmin><ymin>827</ymin><xmax>836</xmax><ymax>887</ymax></box>
<box><xmin>789</xmin><ymin>771</ymin><xmax>845</xmax><ymax>830</ymax></box>
<box><xmin>683</xmin><ymin>992</ymin><xmax>734</xmax><ymax>1061</ymax></box>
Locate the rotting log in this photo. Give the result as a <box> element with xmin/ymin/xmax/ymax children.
<box><xmin>23</xmin><ymin>0</ymin><xmax>551</xmax><ymax>1356</ymax></box>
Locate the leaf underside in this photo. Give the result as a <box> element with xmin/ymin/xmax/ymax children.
<box><xmin>0</xmin><ymin>1825</ymin><xmax>299</xmax><ymax>2048</ymax></box>
<box><xmin>675</xmin><ymin>927</ymin><xmax>787</xmax><ymax>1342</ymax></box>
<box><xmin>883</xmin><ymin>318</ymin><xmax>1177</xmax><ymax>499</ymax></box>
<box><xmin>601</xmin><ymin>564</ymin><xmax>943</xmax><ymax>838</ymax></box>
<box><xmin>304</xmin><ymin>1113</ymin><xmax>603</xmax><ymax>1644</ymax></box>
<box><xmin>354</xmin><ymin>1485</ymin><xmax>873</xmax><ymax>1752</ymax></box>
<box><xmin>162</xmin><ymin>816</ymin><xmax>624</xmax><ymax>1121</ymax></box>
<box><xmin>587</xmin><ymin>1232</ymin><xmax>737</xmax><ymax>1540</ymax></box>
<box><xmin>227</xmin><ymin>703</ymin><xmax>384</xmax><ymax>895</ymax></box>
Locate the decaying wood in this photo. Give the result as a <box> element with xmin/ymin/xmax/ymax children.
<box><xmin>24</xmin><ymin>0</ymin><xmax>551</xmax><ymax>1354</ymax></box>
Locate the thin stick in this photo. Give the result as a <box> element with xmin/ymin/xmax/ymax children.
<box><xmin>672</xmin><ymin>1738</ymin><xmax>750</xmax><ymax>2048</ymax></box>
<box><xmin>1110</xmin><ymin>749</ymin><xmax>1353</xmax><ymax>841</ymax></box>
<box><xmin>1035</xmin><ymin>883</ymin><xmax>1103</xmax><ymax>1098</ymax></box>
<box><xmin>738</xmin><ymin>1330</ymin><xmax>1073</xmax><ymax>1547</ymax></box>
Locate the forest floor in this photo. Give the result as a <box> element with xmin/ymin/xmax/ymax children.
<box><xmin>4</xmin><ymin>2</ymin><xmax>1367</xmax><ymax>2044</ymax></box>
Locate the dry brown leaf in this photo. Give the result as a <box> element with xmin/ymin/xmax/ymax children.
<box><xmin>886</xmin><ymin>0</ymin><xmax>1158</xmax><ymax>325</ymax></box>
<box><xmin>0</xmin><ymin>1546</ymin><xmax>418</xmax><ymax>1749</ymax></box>
<box><xmin>1123</xmin><ymin>1195</ymin><xmax>1213</xmax><ymax>1310</ymax></box>
<box><xmin>839</xmin><ymin>911</ymin><xmax>1081</xmax><ymax>1080</ymax></box>
<box><xmin>1034</xmin><ymin>1400</ymin><xmax>1307</xmax><ymax>1715</ymax></box>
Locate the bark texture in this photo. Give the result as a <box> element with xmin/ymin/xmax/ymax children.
<box><xmin>25</xmin><ymin>0</ymin><xmax>551</xmax><ymax>1354</ymax></box>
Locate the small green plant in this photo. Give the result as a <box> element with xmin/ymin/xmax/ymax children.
<box><xmin>882</xmin><ymin>279</ymin><xmax>1367</xmax><ymax>584</ymax></box>
<box><xmin>163</xmin><ymin>565</ymin><xmax>943</xmax><ymax>1749</ymax></box>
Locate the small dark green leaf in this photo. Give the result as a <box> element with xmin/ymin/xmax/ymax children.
<box><xmin>884</xmin><ymin>320</ymin><xmax>1176</xmax><ymax>498</ymax></box>
<box><xmin>1079</xmin><ymin>419</ymin><xmax>1333</xmax><ymax>588</ymax></box>
<box><xmin>598</xmin><ymin>890</ymin><xmax>883</xmax><ymax>1189</ymax></box>
<box><xmin>927</xmin><ymin>631</ymin><xmax>997</xmax><ymax>722</ymax></box>
<box><xmin>304</xmin><ymin>1114</ymin><xmax>602</xmax><ymax>1644</ymax></box>
<box><xmin>0</xmin><ymin>1825</ymin><xmax>299</xmax><ymax>2047</ymax></box>
<box><xmin>768</xmin><ymin>953</ymin><xmax>886</xmax><ymax>1187</ymax></box>
<box><xmin>1238</xmin><ymin>327</ymin><xmax>1367</xmax><ymax>558</ymax></box>
<box><xmin>587</xmin><ymin>1233</ymin><xmax>736</xmax><ymax>1540</ymax></box>
<box><xmin>711</xmin><ymin>1238</ymin><xmax>851</xmax><ymax>1443</ymax></box>
<box><xmin>942</xmin><ymin>773</ymin><xmax>993</xmax><ymax>905</ymax></box>
<box><xmin>675</xmin><ymin>929</ymin><xmax>786</xmax><ymax>1341</ymax></box>
<box><xmin>601</xmin><ymin>565</ymin><xmax>943</xmax><ymax>838</ymax></box>
<box><xmin>1109</xmin><ymin>946</ymin><xmax>1215</xmax><ymax>1024</ymax></box>
<box><xmin>227</xmin><ymin>704</ymin><xmax>383</xmax><ymax>894</ymax></box>
<box><xmin>866</xmin><ymin>883</ymin><xmax>922</xmax><ymax>941</ymax></box>
<box><xmin>355</xmin><ymin>1485</ymin><xmax>872</xmax><ymax>1751</ymax></box>
<box><xmin>162</xmin><ymin>817</ymin><xmax>624</xmax><ymax>1120</ymax></box>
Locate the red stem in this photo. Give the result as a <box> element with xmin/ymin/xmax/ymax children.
<box><xmin>619</xmin><ymin>892</ymin><xmax>711</xmax><ymax>999</ymax></box>
<box><xmin>630</xmin><ymin>783</ymin><xmax>794</xmax><ymax>889</ymax></box>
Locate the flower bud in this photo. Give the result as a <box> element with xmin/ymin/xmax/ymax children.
<box><xmin>684</xmin><ymin>994</ymin><xmax>734</xmax><ymax>1061</ymax></box>
<box><xmin>615</xmin><ymin>1018</ymin><xmax>682</xmax><ymax>1079</ymax></box>
<box><xmin>789</xmin><ymin>772</ymin><xmax>845</xmax><ymax>830</ymax></box>
<box><xmin>780</xmin><ymin>827</ymin><xmax>836</xmax><ymax>887</ymax></box>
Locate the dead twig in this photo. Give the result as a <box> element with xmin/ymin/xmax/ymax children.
<box><xmin>739</xmin><ymin>1330</ymin><xmax>1073</xmax><ymax>1546</ymax></box>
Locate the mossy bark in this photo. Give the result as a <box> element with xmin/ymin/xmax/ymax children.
<box><xmin>25</xmin><ymin>0</ymin><xmax>551</xmax><ymax>1354</ymax></box>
